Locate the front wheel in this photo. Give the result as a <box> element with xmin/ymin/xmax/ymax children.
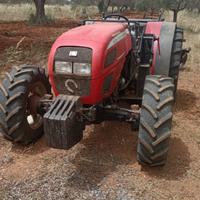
<box><xmin>0</xmin><ymin>65</ymin><xmax>51</xmax><ymax>145</ymax></box>
<box><xmin>137</xmin><ymin>75</ymin><xmax>174</xmax><ymax>167</ymax></box>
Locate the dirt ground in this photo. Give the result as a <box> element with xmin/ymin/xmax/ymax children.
<box><xmin>0</xmin><ymin>21</ymin><xmax>200</xmax><ymax>200</ymax></box>
<box><xmin>0</xmin><ymin>20</ymin><xmax>79</xmax><ymax>73</ymax></box>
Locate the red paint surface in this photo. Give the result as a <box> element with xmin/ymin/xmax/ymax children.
<box><xmin>48</xmin><ymin>23</ymin><xmax>132</xmax><ymax>105</ymax></box>
<box><xmin>145</xmin><ymin>22</ymin><xmax>163</xmax><ymax>74</ymax></box>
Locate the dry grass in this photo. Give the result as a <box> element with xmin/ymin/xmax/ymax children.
<box><xmin>178</xmin><ymin>11</ymin><xmax>200</xmax><ymax>33</ymax></box>
<box><xmin>165</xmin><ymin>10</ymin><xmax>200</xmax><ymax>33</ymax></box>
<box><xmin>0</xmin><ymin>3</ymin><xmax>98</xmax><ymax>21</ymax></box>
<box><xmin>184</xmin><ymin>32</ymin><xmax>200</xmax><ymax>71</ymax></box>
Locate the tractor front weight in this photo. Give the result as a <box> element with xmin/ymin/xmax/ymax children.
<box><xmin>42</xmin><ymin>95</ymin><xmax>140</xmax><ymax>150</ymax></box>
<box><xmin>43</xmin><ymin>95</ymin><xmax>84</xmax><ymax>149</ymax></box>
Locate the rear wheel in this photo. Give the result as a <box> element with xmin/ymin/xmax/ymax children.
<box><xmin>169</xmin><ymin>27</ymin><xmax>184</xmax><ymax>96</ymax></box>
<box><xmin>137</xmin><ymin>75</ymin><xmax>174</xmax><ymax>166</ymax></box>
<box><xmin>0</xmin><ymin>65</ymin><xmax>51</xmax><ymax>145</ymax></box>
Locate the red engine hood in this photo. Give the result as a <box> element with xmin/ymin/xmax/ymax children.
<box><xmin>48</xmin><ymin>23</ymin><xmax>131</xmax><ymax>95</ymax></box>
<box><xmin>52</xmin><ymin>22</ymin><xmax>128</xmax><ymax>47</ymax></box>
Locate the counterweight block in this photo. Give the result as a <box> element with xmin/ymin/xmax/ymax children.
<box><xmin>44</xmin><ymin>95</ymin><xmax>84</xmax><ymax>149</ymax></box>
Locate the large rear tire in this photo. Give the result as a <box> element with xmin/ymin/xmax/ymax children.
<box><xmin>0</xmin><ymin>65</ymin><xmax>51</xmax><ymax>145</ymax></box>
<box><xmin>137</xmin><ymin>75</ymin><xmax>174</xmax><ymax>166</ymax></box>
<box><xmin>169</xmin><ymin>27</ymin><xmax>184</xmax><ymax>95</ymax></box>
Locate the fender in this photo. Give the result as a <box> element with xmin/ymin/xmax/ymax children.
<box><xmin>146</xmin><ymin>22</ymin><xmax>176</xmax><ymax>75</ymax></box>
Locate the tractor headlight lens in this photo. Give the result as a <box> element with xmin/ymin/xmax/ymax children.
<box><xmin>54</xmin><ymin>61</ymin><xmax>72</xmax><ymax>74</ymax></box>
<box><xmin>73</xmin><ymin>63</ymin><xmax>91</xmax><ymax>75</ymax></box>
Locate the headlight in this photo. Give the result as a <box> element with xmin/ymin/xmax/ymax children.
<box><xmin>74</xmin><ymin>63</ymin><xmax>91</xmax><ymax>75</ymax></box>
<box><xmin>54</xmin><ymin>61</ymin><xmax>72</xmax><ymax>74</ymax></box>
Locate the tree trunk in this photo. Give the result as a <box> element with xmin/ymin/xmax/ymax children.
<box><xmin>103</xmin><ymin>0</ymin><xmax>111</xmax><ymax>13</ymax></box>
<box><xmin>112</xmin><ymin>6</ymin><xmax>114</xmax><ymax>13</ymax></box>
<box><xmin>173</xmin><ymin>10</ymin><xmax>178</xmax><ymax>22</ymax></box>
<box><xmin>33</xmin><ymin>0</ymin><xmax>46</xmax><ymax>23</ymax></box>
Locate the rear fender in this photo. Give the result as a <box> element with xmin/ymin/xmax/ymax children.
<box><xmin>146</xmin><ymin>22</ymin><xmax>176</xmax><ymax>75</ymax></box>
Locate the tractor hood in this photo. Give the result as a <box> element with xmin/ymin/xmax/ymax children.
<box><xmin>48</xmin><ymin>23</ymin><xmax>130</xmax><ymax>69</ymax></box>
<box><xmin>48</xmin><ymin>22</ymin><xmax>132</xmax><ymax>98</ymax></box>
<box><xmin>51</xmin><ymin>22</ymin><xmax>128</xmax><ymax>49</ymax></box>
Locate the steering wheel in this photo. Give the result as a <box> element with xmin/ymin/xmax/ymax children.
<box><xmin>104</xmin><ymin>14</ymin><xmax>130</xmax><ymax>27</ymax></box>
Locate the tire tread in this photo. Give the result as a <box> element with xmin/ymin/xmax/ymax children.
<box><xmin>0</xmin><ymin>65</ymin><xmax>51</xmax><ymax>144</ymax></box>
<box><xmin>137</xmin><ymin>76</ymin><xmax>174</xmax><ymax>166</ymax></box>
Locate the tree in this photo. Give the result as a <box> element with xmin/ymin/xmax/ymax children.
<box><xmin>97</xmin><ymin>0</ymin><xmax>111</xmax><ymax>13</ymax></box>
<box><xmin>164</xmin><ymin>0</ymin><xmax>187</xmax><ymax>22</ymax></box>
<box><xmin>32</xmin><ymin>0</ymin><xmax>46</xmax><ymax>24</ymax></box>
<box><xmin>97</xmin><ymin>0</ymin><xmax>104</xmax><ymax>13</ymax></box>
<box><xmin>104</xmin><ymin>0</ymin><xmax>111</xmax><ymax>12</ymax></box>
<box><xmin>109</xmin><ymin>0</ymin><xmax>128</xmax><ymax>12</ymax></box>
<box><xmin>136</xmin><ymin>0</ymin><xmax>188</xmax><ymax>22</ymax></box>
<box><xmin>187</xmin><ymin>0</ymin><xmax>200</xmax><ymax>13</ymax></box>
<box><xmin>135</xmin><ymin>0</ymin><xmax>164</xmax><ymax>13</ymax></box>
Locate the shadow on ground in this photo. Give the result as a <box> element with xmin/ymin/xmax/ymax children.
<box><xmin>141</xmin><ymin>137</ymin><xmax>190</xmax><ymax>180</ymax></box>
<box><xmin>10</xmin><ymin>137</ymin><xmax>50</xmax><ymax>155</ymax></box>
<box><xmin>67</xmin><ymin>122</ymin><xmax>137</xmax><ymax>190</ymax></box>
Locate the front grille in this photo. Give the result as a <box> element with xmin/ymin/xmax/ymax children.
<box><xmin>54</xmin><ymin>47</ymin><xmax>92</xmax><ymax>96</ymax></box>
<box><xmin>55</xmin><ymin>47</ymin><xmax>92</xmax><ymax>63</ymax></box>
<box><xmin>54</xmin><ymin>74</ymin><xmax>90</xmax><ymax>96</ymax></box>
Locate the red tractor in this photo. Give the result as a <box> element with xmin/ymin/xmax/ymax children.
<box><xmin>0</xmin><ymin>15</ymin><xmax>189</xmax><ymax>166</ymax></box>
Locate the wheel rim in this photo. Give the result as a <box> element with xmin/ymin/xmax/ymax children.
<box><xmin>26</xmin><ymin>82</ymin><xmax>47</xmax><ymax>130</ymax></box>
